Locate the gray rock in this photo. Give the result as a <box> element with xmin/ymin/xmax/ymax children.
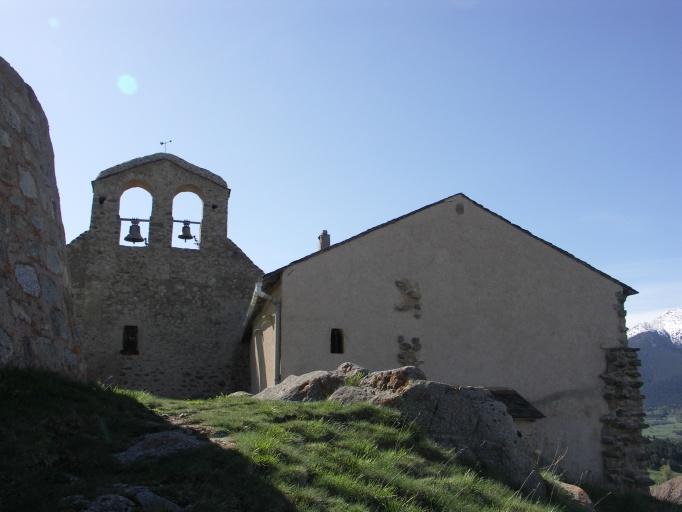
<box><xmin>255</xmin><ymin>362</ymin><xmax>370</xmax><ymax>402</ymax></box>
<box><xmin>360</xmin><ymin>366</ymin><xmax>426</xmax><ymax>391</ymax></box>
<box><xmin>260</xmin><ymin>363</ymin><xmax>544</xmax><ymax>495</ymax></box>
<box><xmin>110</xmin><ymin>484</ymin><xmax>183</xmax><ymax>511</ymax></box>
<box><xmin>651</xmin><ymin>476</ymin><xmax>682</xmax><ymax>505</ymax></box>
<box><xmin>378</xmin><ymin>381</ymin><xmax>545</xmax><ymax>495</ymax></box>
<box><xmin>0</xmin><ymin>328</ymin><xmax>13</xmax><ymax>363</ymax></box>
<box><xmin>19</xmin><ymin>169</ymin><xmax>38</xmax><ymax>198</ymax></box>
<box><xmin>50</xmin><ymin>307</ymin><xmax>69</xmax><ymax>338</ymax></box>
<box><xmin>255</xmin><ymin>369</ymin><xmax>346</xmax><ymax>401</ymax></box>
<box><xmin>135</xmin><ymin>489</ymin><xmax>182</xmax><ymax>511</ymax></box>
<box><xmin>0</xmin><ymin>127</ymin><xmax>10</xmax><ymax>147</ymax></box>
<box><xmin>336</xmin><ymin>361</ymin><xmax>369</xmax><ymax>379</ymax></box>
<box><xmin>40</xmin><ymin>274</ymin><xmax>61</xmax><ymax>304</ymax></box>
<box><xmin>30</xmin><ymin>336</ymin><xmax>58</xmax><ymax>369</ymax></box>
<box><xmin>45</xmin><ymin>246</ymin><xmax>63</xmax><ymax>274</ymax></box>
<box><xmin>330</xmin><ymin>365</ymin><xmax>545</xmax><ymax>496</ymax></box>
<box><xmin>328</xmin><ymin>385</ymin><xmax>378</xmax><ymax>404</ymax></box>
<box><xmin>550</xmin><ymin>481</ymin><xmax>594</xmax><ymax>510</ymax></box>
<box><xmin>114</xmin><ymin>430</ymin><xmax>206</xmax><ymax>464</ymax></box>
<box><xmin>58</xmin><ymin>494</ymin><xmax>90</xmax><ymax>511</ymax></box>
<box><xmin>14</xmin><ymin>263</ymin><xmax>40</xmax><ymax>296</ymax></box>
<box><xmin>83</xmin><ymin>495</ymin><xmax>135</xmax><ymax>512</ymax></box>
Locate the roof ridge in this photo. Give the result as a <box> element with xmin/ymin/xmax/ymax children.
<box><xmin>95</xmin><ymin>153</ymin><xmax>228</xmax><ymax>189</ymax></box>
<box><xmin>261</xmin><ymin>192</ymin><xmax>636</xmax><ymax>296</ymax></box>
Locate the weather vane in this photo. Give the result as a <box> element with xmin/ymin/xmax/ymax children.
<box><xmin>160</xmin><ymin>139</ymin><xmax>173</xmax><ymax>152</ymax></box>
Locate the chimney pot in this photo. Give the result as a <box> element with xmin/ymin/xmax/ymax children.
<box><xmin>318</xmin><ymin>229</ymin><xmax>330</xmax><ymax>250</ymax></box>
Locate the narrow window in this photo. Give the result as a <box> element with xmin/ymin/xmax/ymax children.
<box><xmin>330</xmin><ymin>328</ymin><xmax>344</xmax><ymax>354</ymax></box>
<box><xmin>121</xmin><ymin>325</ymin><xmax>139</xmax><ymax>355</ymax></box>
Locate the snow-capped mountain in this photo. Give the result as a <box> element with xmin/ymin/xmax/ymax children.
<box><xmin>628</xmin><ymin>309</ymin><xmax>682</xmax><ymax>344</ymax></box>
<box><xmin>628</xmin><ymin>309</ymin><xmax>682</xmax><ymax>407</ymax></box>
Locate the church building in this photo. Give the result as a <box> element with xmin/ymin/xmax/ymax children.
<box><xmin>243</xmin><ymin>193</ymin><xmax>649</xmax><ymax>488</ymax></box>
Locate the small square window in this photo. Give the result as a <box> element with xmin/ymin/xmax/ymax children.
<box><xmin>330</xmin><ymin>328</ymin><xmax>344</xmax><ymax>354</ymax></box>
<box><xmin>121</xmin><ymin>325</ymin><xmax>139</xmax><ymax>355</ymax></box>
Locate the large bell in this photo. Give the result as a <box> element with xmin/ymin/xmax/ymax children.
<box><xmin>124</xmin><ymin>219</ymin><xmax>144</xmax><ymax>244</ymax></box>
<box><xmin>178</xmin><ymin>221</ymin><xmax>194</xmax><ymax>242</ymax></box>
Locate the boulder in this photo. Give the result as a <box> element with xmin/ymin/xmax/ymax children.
<box><xmin>328</xmin><ymin>366</ymin><xmax>426</xmax><ymax>405</ymax></box>
<box><xmin>360</xmin><ymin>366</ymin><xmax>426</xmax><ymax>392</ymax></box>
<box><xmin>329</xmin><ymin>385</ymin><xmax>378</xmax><ymax>405</ymax></box>
<box><xmin>259</xmin><ymin>363</ymin><xmax>544</xmax><ymax>495</ymax></box>
<box><xmin>550</xmin><ymin>481</ymin><xmax>594</xmax><ymax>510</ymax></box>
<box><xmin>373</xmin><ymin>381</ymin><xmax>544</xmax><ymax>495</ymax></box>
<box><xmin>114</xmin><ymin>430</ymin><xmax>206</xmax><ymax>464</ymax></box>
<box><xmin>254</xmin><ymin>362</ymin><xmax>369</xmax><ymax>402</ymax></box>
<box><xmin>134</xmin><ymin>490</ymin><xmax>182</xmax><ymax>511</ymax></box>
<box><xmin>651</xmin><ymin>476</ymin><xmax>682</xmax><ymax>504</ymax></box>
<box><xmin>337</xmin><ymin>361</ymin><xmax>370</xmax><ymax>379</ymax></box>
<box><xmin>83</xmin><ymin>495</ymin><xmax>135</xmax><ymax>512</ymax></box>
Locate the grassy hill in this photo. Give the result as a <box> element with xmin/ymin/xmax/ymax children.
<box><xmin>0</xmin><ymin>369</ymin><xmax>679</xmax><ymax>512</ymax></box>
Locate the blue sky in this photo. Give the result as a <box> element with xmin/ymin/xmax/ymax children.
<box><xmin>2</xmin><ymin>0</ymin><xmax>680</xmax><ymax>325</ymax></box>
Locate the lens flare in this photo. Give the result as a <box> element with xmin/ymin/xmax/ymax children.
<box><xmin>117</xmin><ymin>74</ymin><xmax>138</xmax><ymax>95</ymax></box>
<box><xmin>48</xmin><ymin>17</ymin><xmax>60</xmax><ymax>29</ymax></box>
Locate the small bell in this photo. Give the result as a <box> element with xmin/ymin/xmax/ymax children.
<box><xmin>124</xmin><ymin>219</ymin><xmax>144</xmax><ymax>244</ymax></box>
<box><xmin>178</xmin><ymin>220</ymin><xmax>194</xmax><ymax>242</ymax></box>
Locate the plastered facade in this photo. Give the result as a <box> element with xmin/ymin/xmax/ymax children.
<box><xmin>68</xmin><ymin>154</ymin><xmax>261</xmax><ymax>398</ymax></box>
<box><xmin>0</xmin><ymin>57</ymin><xmax>81</xmax><ymax>376</ymax></box>
<box><xmin>249</xmin><ymin>194</ymin><xmax>649</xmax><ymax>487</ymax></box>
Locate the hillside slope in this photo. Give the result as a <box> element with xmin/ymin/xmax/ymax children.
<box><xmin>0</xmin><ymin>369</ymin><xmax>678</xmax><ymax>512</ymax></box>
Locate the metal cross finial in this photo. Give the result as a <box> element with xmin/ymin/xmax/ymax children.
<box><xmin>160</xmin><ymin>139</ymin><xmax>173</xmax><ymax>152</ymax></box>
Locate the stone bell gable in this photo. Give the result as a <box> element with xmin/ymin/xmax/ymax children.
<box><xmin>67</xmin><ymin>153</ymin><xmax>262</xmax><ymax>397</ymax></box>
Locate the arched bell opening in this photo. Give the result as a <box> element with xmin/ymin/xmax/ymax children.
<box><xmin>119</xmin><ymin>187</ymin><xmax>153</xmax><ymax>247</ymax></box>
<box><xmin>171</xmin><ymin>191</ymin><xmax>203</xmax><ymax>250</ymax></box>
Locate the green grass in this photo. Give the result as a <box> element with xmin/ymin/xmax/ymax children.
<box><xmin>1</xmin><ymin>369</ymin><xmax>681</xmax><ymax>512</ymax></box>
<box><xmin>645</xmin><ymin>407</ymin><xmax>682</xmax><ymax>441</ymax></box>
<box><xmin>649</xmin><ymin>467</ymin><xmax>682</xmax><ymax>485</ymax></box>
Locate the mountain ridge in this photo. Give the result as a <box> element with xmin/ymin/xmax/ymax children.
<box><xmin>628</xmin><ymin>309</ymin><xmax>682</xmax><ymax>408</ymax></box>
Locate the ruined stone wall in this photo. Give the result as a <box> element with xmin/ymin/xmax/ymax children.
<box><xmin>601</xmin><ymin>344</ymin><xmax>652</xmax><ymax>490</ymax></box>
<box><xmin>67</xmin><ymin>154</ymin><xmax>261</xmax><ymax>397</ymax></box>
<box><xmin>0</xmin><ymin>58</ymin><xmax>81</xmax><ymax>375</ymax></box>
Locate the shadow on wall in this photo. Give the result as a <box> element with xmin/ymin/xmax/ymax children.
<box><xmin>0</xmin><ymin>368</ymin><xmax>293</xmax><ymax>511</ymax></box>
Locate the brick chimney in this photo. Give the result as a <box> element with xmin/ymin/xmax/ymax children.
<box><xmin>318</xmin><ymin>230</ymin><xmax>330</xmax><ymax>250</ymax></box>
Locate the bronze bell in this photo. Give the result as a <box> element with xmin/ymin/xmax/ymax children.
<box><xmin>178</xmin><ymin>220</ymin><xmax>194</xmax><ymax>242</ymax></box>
<box><xmin>124</xmin><ymin>219</ymin><xmax>144</xmax><ymax>244</ymax></box>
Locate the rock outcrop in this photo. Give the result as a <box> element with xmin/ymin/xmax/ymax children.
<box><xmin>257</xmin><ymin>363</ymin><xmax>545</xmax><ymax>495</ymax></box>
<box><xmin>114</xmin><ymin>430</ymin><xmax>206</xmax><ymax>464</ymax></box>
<box><xmin>254</xmin><ymin>362</ymin><xmax>368</xmax><ymax>402</ymax></box>
<box><xmin>651</xmin><ymin>476</ymin><xmax>682</xmax><ymax>505</ymax></box>
<box><xmin>0</xmin><ymin>57</ymin><xmax>81</xmax><ymax>375</ymax></box>
<box><xmin>549</xmin><ymin>481</ymin><xmax>594</xmax><ymax>511</ymax></box>
<box><xmin>59</xmin><ymin>485</ymin><xmax>183</xmax><ymax>512</ymax></box>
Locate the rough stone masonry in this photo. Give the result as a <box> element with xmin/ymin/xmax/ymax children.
<box><xmin>0</xmin><ymin>57</ymin><xmax>82</xmax><ymax>375</ymax></box>
<box><xmin>67</xmin><ymin>153</ymin><xmax>262</xmax><ymax>398</ymax></box>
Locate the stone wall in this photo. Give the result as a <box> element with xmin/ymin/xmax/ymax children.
<box><xmin>0</xmin><ymin>57</ymin><xmax>82</xmax><ymax>375</ymax></box>
<box><xmin>601</xmin><ymin>345</ymin><xmax>652</xmax><ymax>490</ymax></box>
<box><xmin>67</xmin><ymin>154</ymin><xmax>261</xmax><ymax>397</ymax></box>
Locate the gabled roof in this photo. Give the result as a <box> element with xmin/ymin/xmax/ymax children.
<box><xmin>95</xmin><ymin>153</ymin><xmax>228</xmax><ymax>189</ymax></box>
<box><xmin>260</xmin><ymin>192</ymin><xmax>637</xmax><ymax>296</ymax></box>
